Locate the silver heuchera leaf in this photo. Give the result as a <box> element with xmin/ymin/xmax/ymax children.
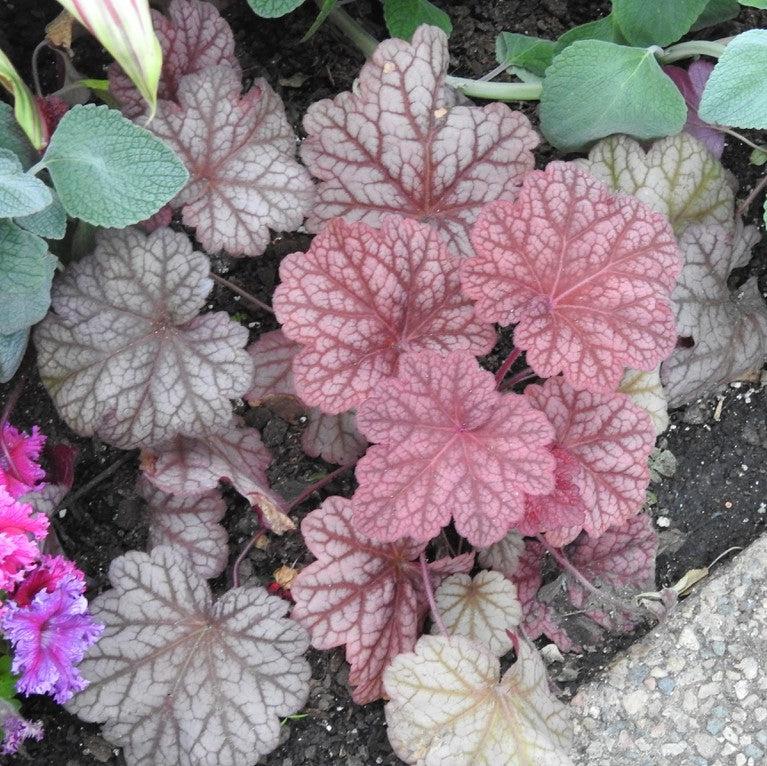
<box><xmin>662</xmin><ymin>223</ymin><xmax>767</xmax><ymax>406</ymax></box>
<box><xmin>66</xmin><ymin>546</ymin><xmax>311</xmax><ymax>766</ymax></box>
<box><xmin>138</xmin><ymin>477</ymin><xmax>228</xmax><ymax>578</ymax></box>
<box><xmin>34</xmin><ymin>227</ymin><xmax>254</xmax><ymax>449</ymax></box>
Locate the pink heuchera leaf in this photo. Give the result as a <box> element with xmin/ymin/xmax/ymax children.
<box><xmin>109</xmin><ymin>0</ymin><xmax>240</xmax><ymax>119</ymax></box>
<box><xmin>65</xmin><ymin>546</ymin><xmax>311</xmax><ymax>765</ymax></box>
<box><xmin>274</xmin><ymin>216</ymin><xmax>496</xmax><ymax>413</ymax></box>
<box><xmin>140</xmin><ymin>421</ymin><xmax>293</xmax><ymax>533</ymax></box>
<box><xmin>662</xmin><ymin>223</ymin><xmax>767</xmax><ymax>406</ymax></box>
<box><xmin>34</xmin><ymin>227</ymin><xmax>254</xmax><ymax>450</ymax></box>
<box><xmin>150</xmin><ymin>65</ymin><xmax>315</xmax><ymax>257</ymax></box>
<box><xmin>138</xmin><ymin>477</ymin><xmax>228</xmax><ymax>579</ymax></box>
<box><xmin>291</xmin><ymin>496</ymin><xmax>473</xmax><ymax>703</ymax></box>
<box><xmin>462</xmin><ymin>163</ymin><xmax>682</xmax><ymax>392</ymax></box>
<box><xmin>247</xmin><ymin>330</ymin><xmax>367</xmax><ymax>465</ymax></box>
<box><xmin>525</xmin><ymin>376</ymin><xmax>655</xmax><ymax>540</ymax></box>
<box><xmin>664</xmin><ymin>62</ymin><xmax>724</xmax><ymax>158</ymax></box>
<box><xmin>352</xmin><ymin>351</ymin><xmax>555</xmax><ymax>547</ymax></box>
<box><xmin>301</xmin><ymin>26</ymin><xmax>538</xmax><ymax>258</ymax></box>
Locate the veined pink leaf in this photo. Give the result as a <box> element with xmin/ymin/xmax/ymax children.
<box><xmin>273</xmin><ymin>216</ymin><xmax>496</xmax><ymax>413</ymax></box>
<box><xmin>477</xmin><ymin>530</ymin><xmax>524</xmax><ymax>576</ymax></box>
<box><xmin>525</xmin><ymin>376</ymin><xmax>655</xmax><ymax>540</ymax></box>
<box><xmin>57</xmin><ymin>0</ymin><xmax>162</xmax><ymax>117</ymax></box>
<box><xmin>301</xmin><ymin>25</ymin><xmax>538</xmax><ymax>258</ymax></box>
<box><xmin>150</xmin><ymin>65</ymin><xmax>314</xmax><ymax>258</ymax></box>
<box><xmin>664</xmin><ymin>62</ymin><xmax>724</xmax><ymax>158</ymax></box>
<box><xmin>352</xmin><ymin>351</ymin><xmax>555</xmax><ymax>547</ymax></box>
<box><xmin>662</xmin><ymin>223</ymin><xmax>767</xmax><ymax>406</ymax></box>
<box><xmin>109</xmin><ymin>0</ymin><xmax>240</xmax><ymax>120</ymax></box>
<box><xmin>462</xmin><ymin>163</ymin><xmax>681</xmax><ymax>392</ymax></box>
<box><xmin>291</xmin><ymin>496</ymin><xmax>473</xmax><ymax>703</ymax></box>
<box><xmin>140</xmin><ymin>422</ymin><xmax>292</xmax><ymax>533</ymax></box>
<box><xmin>34</xmin><ymin>227</ymin><xmax>253</xmax><ymax>450</ymax></box>
<box><xmin>65</xmin><ymin>546</ymin><xmax>310</xmax><ymax>765</ymax></box>
<box><xmin>246</xmin><ymin>330</ymin><xmax>367</xmax><ymax>465</ymax></box>
<box><xmin>138</xmin><ymin>477</ymin><xmax>227</xmax><ymax>579</ymax></box>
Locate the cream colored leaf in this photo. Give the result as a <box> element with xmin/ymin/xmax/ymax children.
<box><xmin>433</xmin><ymin>571</ymin><xmax>521</xmax><ymax>656</ymax></box>
<box><xmin>384</xmin><ymin>635</ymin><xmax>573</xmax><ymax>766</ymax></box>
<box><xmin>579</xmin><ymin>134</ymin><xmax>733</xmax><ymax>233</ymax></box>
<box><xmin>619</xmin><ymin>367</ymin><xmax>669</xmax><ymax>435</ymax></box>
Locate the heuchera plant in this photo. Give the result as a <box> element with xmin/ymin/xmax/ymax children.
<box><xmin>5</xmin><ymin>0</ymin><xmax>766</xmax><ymax>762</ymax></box>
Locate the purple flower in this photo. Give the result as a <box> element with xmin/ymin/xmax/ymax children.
<box><xmin>0</xmin><ymin>710</ymin><xmax>44</xmax><ymax>755</ymax></box>
<box><xmin>1</xmin><ymin>573</ymin><xmax>103</xmax><ymax>703</ymax></box>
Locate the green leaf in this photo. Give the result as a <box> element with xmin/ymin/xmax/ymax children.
<box><xmin>0</xmin><ymin>221</ymin><xmax>57</xmax><ymax>335</ymax></box>
<box><xmin>554</xmin><ymin>14</ymin><xmax>626</xmax><ymax>52</ymax></box>
<box><xmin>700</xmin><ymin>30</ymin><xmax>767</xmax><ymax>128</ymax></box>
<box><xmin>0</xmin><ymin>103</ymin><xmax>37</xmax><ymax>167</ymax></box>
<box><xmin>0</xmin><ymin>654</ymin><xmax>19</xmax><ymax>700</ymax></box>
<box><xmin>39</xmin><ymin>104</ymin><xmax>188</xmax><ymax>228</ymax></box>
<box><xmin>246</xmin><ymin>0</ymin><xmax>304</xmax><ymax>18</ymax></box>
<box><xmin>16</xmin><ymin>190</ymin><xmax>67</xmax><ymax>240</ymax></box>
<box><xmin>739</xmin><ymin>0</ymin><xmax>767</xmax><ymax>7</ymax></box>
<box><xmin>691</xmin><ymin>0</ymin><xmax>740</xmax><ymax>31</ymax></box>
<box><xmin>540</xmin><ymin>41</ymin><xmax>686</xmax><ymax>151</ymax></box>
<box><xmin>613</xmin><ymin>0</ymin><xmax>709</xmax><ymax>46</ymax></box>
<box><xmin>383</xmin><ymin>0</ymin><xmax>452</xmax><ymax>40</ymax></box>
<box><xmin>302</xmin><ymin>0</ymin><xmax>337</xmax><ymax>42</ymax></box>
<box><xmin>0</xmin><ymin>329</ymin><xmax>28</xmax><ymax>384</ymax></box>
<box><xmin>0</xmin><ymin>148</ymin><xmax>52</xmax><ymax>218</ymax></box>
<box><xmin>750</xmin><ymin>147</ymin><xmax>767</xmax><ymax>165</ymax></box>
<box><xmin>495</xmin><ymin>33</ymin><xmax>555</xmax><ymax>77</ymax></box>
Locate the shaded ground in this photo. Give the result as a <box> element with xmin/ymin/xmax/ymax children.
<box><xmin>0</xmin><ymin>0</ymin><xmax>765</xmax><ymax>763</ymax></box>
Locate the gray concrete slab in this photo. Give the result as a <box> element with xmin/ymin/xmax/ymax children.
<box><xmin>571</xmin><ymin>535</ymin><xmax>767</xmax><ymax>766</ymax></box>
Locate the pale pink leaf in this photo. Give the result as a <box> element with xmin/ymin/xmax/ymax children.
<box><xmin>302</xmin><ymin>410</ymin><xmax>367</xmax><ymax>466</ymax></box>
<box><xmin>65</xmin><ymin>546</ymin><xmax>310</xmax><ymax>766</ymax></box>
<box><xmin>433</xmin><ymin>571</ymin><xmax>521</xmax><ymax>656</ymax></box>
<box><xmin>34</xmin><ymin>227</ymin><xmax>253</xmax><ymax>450</ymax></box>
<box><xmin>664</xmin><ymin>62</ymin><xmax>724</xmax><ymax>158</ymax></box>
<box><xmin>525</xmin><ymin>376</ymin><xmax>656</xmax><ymax>540</ymax></box>
<box><xmin>140</xmin><ymin>421</ymin><xmax>293</xmax><ymax>533</ymax></box>
<box><xmin>301</xmin><ymin>25</ymin><xmax>538</xmax><ymax>258</ymax></box>
<box><xmin>138</xmin><ymin>477</ymin><xmax>227</xmax><ymax>579</ymax></box>
<box><xmin>274</xmin><ymin>216</ymin><xmax>495</xmax><ymax>413</ymax></box>
<box><xmin>662</xmin><ymin>223</ymin><xmax>767</xmax><ymax>406</ymax></box>
<box><xmin>384</xmin><ymin>635</ymin><xmax>573</xmax><ymax>765</ymax></box>
<box><xmin>150</xmin><ymin>65</ymin><xmax>314</xmax><ymax>257</ymax></box>
<box><xmin>462</xmin><ymin>163</ymin><xmax>682</xmax><ymax>392</ymax></box>
<box><xmin>291</xmin><ymin>496</ymin><xmax>473</xmax><ymax>704</ymax></box>
<box><xmin>109</xmin><ymin>0</ymin><xmax>240</xmax><ymax>120</ymax></box>
<box><xmin>246</xmin><ymin>329</ymin><xmax>299</xmax><ymax>404</ymax></box>
<box><xmin>352</xmin><ymin>351</ymin><xmax>555</xmax><ymax>547</ymax></box>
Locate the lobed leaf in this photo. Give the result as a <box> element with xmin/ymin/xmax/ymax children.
<box><xmin>478</xmin><ymin>530</ymin><xmax>524</xmax><ymax>575</ymax></box>
<box><xmin>66</xmin><ymin>546</ymin><xmax>311</xmax><ymax>766</ymax></box>
<box><xmin>301</xmin><ymin>410</ymin><xmax>367</xmax><ymax>466</ymax></box>
<box><xmin>662</xmin><ymin>223</ymin><xmax>767</xmax><ymax>406</ymax></box>
<box><xmin>138</xmin><ymin>477</ymin><xmax>228</xmax><ymax>579</ymax></box>
<box><xmin>274</xmin><ymin>216</ymin><xmax>496</xmax><ymax>413</ymax></box>
<box><xmin>34</xmin><ymin>227</ymin><xmax>253</xmax><ymax>450</ymax></box>
<box><xmin>140</xmin><ymin>421</ymin><xmax>291</xmax><ymax>533</ymax></box>
<box><xmin>525</xmin><ymin>376</ymin><xmax>655</xmax><ymax>540</ymax></box>
<box><xmin>40</xmin><ymin>104</ymin><xmax>189</xmax><ymax>228</ymax></box>
<box><xmin>352</xmin><ymin>351</ymin><xmax>555</xmax><ymax>547</ymax></box>
<box><xmin>301</xmin><ymin>25</ymin><xmax>538</xmax><ymax>258</ymax></box>
<box><xmin>109</xmin><ymin>0</ymin><xmax>240</xmax><ymax>119</ymax></box>
<box><xmin>384</xmin><ymin>635</ymin><xmax>573</xmax><ymax>766</ymax></box>
<box><xmin>433</xmin><ymin>571</ymin><xmax>521</xmax><ymax>656</ymax></box>
<box><xmin>579</xmin><ymin>133</ymin><xmax>734</xmax><ymax>233</ymax></box>
<box><xmin>291</xmin><ymin>496</ymin><xmax>473</xmax><ymax>703</ymax></box>
<box><xmin>620</xmin><ymin>367</ymin><xmax>669</xmax><ymax>435</ymax></box>
<box><xmin>150</xmin><ymin>65</ymin><xmax>314</xmax><ymax>258</ymax></box>
<box><xmin>463</xmin><ymin>162</ymin><xmax>681</xmax><ymax>393</ymax></box>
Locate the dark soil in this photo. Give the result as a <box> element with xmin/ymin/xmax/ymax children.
<box><xmin>1</xmin><ymin>0</ymin><xmax>766</xmax><ymax>764</ymax></box>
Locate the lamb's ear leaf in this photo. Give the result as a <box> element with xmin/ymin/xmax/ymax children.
<box><xmin>553</xmin><ymin>14</ymin><xmax>626</xmax><ymax>52</ymax></box>
<box><xmin>496</xmin><ymin>32</ymin><xmax>556</xmax><ymax>77</ymax></box>
<box><xmin>65</xmin><ymin>546</ymin><xmax>311</xmax><ymax>765</ymax></box>
<box><xmin>383</xmin><ymin>4</ymin><xmax>452</xmax><ymax>41</ymax></box>
<box><xmin>540</xmin><ymin>41</ymin><xmax>686</xmax><ymax>151</ymax></box>
<box><xmin>699</xmin><ymin>29</ymin><xmax>767</xmax><ymax>129</ymax></box>
<box><xmin>0</xmin><ymin>103</ymin><xmax>38</xmax><ymax>164</ymax></box>
<box><xmin>0</xmin><ymin>329</ymin><xmax>29</xmax><ymax>385</ymax></box>
<box><xmin>384</xmin><ymin>635</ymin><xmax>573</xmax><ymax>765</ymax></box>
<box><xmin>40</xmin><ymin>104</ymin><xmax>188</xmax><ymax>227</ymax></box>
<box><xmin>691</xmin><ymin>0</ymin><xmax>740</xmax><ymax>31</ymax></box>
<box><xmin>246</xmin><ymin>0</ymin><xmax>304</xmax><ymax>18</ymax></box>
<box><xmin>0</xmin><ymin>221</ymin><xmax>57</xmax><ymax>336</ymax></box>
<box><xmin>613</xmin><ymin>0</ymin><xmax>709</xmax><ymax>46</ymax></box>
<box><xmin>14</xmin><ymin>189</ymin><xmax>67</xmax><ymax>240</ymax></box>
<box><xmin>0</xmin><ymin>149</ymin><xmax>52</xmax><ymax>218</ymax></box>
